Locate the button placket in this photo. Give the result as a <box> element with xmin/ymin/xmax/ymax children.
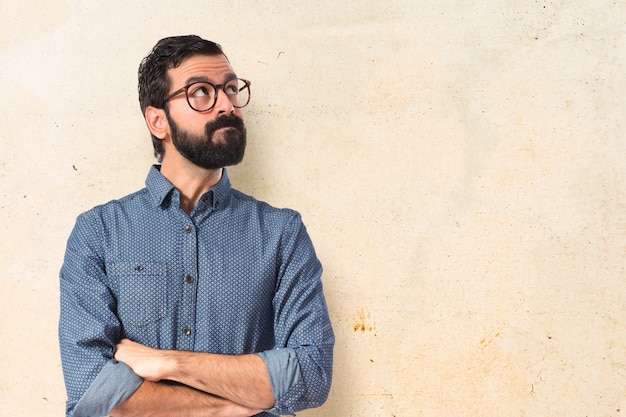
<box><xmin>179</xmin><ymin>220</ymin><xmax>197</xmax><ymax>350</ymax></box>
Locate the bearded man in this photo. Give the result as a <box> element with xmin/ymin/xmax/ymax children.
<box><xmin>59</xmin><ymin>35</ymin><xmax>334</xmax><ymax>417</ymax></box>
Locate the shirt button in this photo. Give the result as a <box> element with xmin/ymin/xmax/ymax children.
<box><xmin>182</xmin><ymin>326</ymin><xmax>191</xmax><ymax>336</ymax></box>
<box><xmin>185</xmin><ymin>275</ymin><xmax>194</xmax><ymax>283</ymax></box>
<box><xmin>184</xmin><ymin>225</ymin><xmax>192</xmax><ymax>233</ymax></box>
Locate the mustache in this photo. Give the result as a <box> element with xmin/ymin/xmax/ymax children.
<box><xmin>205</xmin><ymin>114</ymin><xmax>246</xmax><ymax>133</ymax></box>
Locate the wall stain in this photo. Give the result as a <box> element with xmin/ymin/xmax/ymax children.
<box><xmin>353</xmin><ymin>308</ymin><xmax>376</xmax><ymax>333</ymax></box>
<box><xmin>480</xmin><ymin>331</ymin><xmax>501</xmax><ymax>348</ymax></box>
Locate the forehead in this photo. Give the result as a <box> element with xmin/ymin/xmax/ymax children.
<box><xmin>168</xmin><ymin>54</ymin><xmax>235</xmax><ymax>86</ymax></box>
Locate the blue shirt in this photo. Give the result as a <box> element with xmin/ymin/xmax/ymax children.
<box><xmin>59</xmin><ymin>166</ymin><xmax>334</xmax><ymax>416</ymax></box>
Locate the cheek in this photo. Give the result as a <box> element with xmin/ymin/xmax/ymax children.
<box><xmin>184</xmin><ymin>114</ymin><xmax>214</xmax><ymax>134</ymax></box>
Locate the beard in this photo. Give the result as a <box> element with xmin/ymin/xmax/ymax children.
<box><xmin>167</xmin><ymin>112</ymin><xmax>247</xmax><ymax>170</ymax></box>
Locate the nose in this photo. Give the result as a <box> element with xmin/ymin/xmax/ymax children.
<box><xmin>214</xmin><ymin>88</ymin><xmax>235</xmax><ymax>115</ymax></box>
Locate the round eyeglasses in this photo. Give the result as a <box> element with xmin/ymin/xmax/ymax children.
<box><xmin>163</xmin><ymin>78</ymin><xmax>251</xmax><ymax>112</ymax></box>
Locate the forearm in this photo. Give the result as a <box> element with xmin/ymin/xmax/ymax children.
<box><xmin>163</xmin><ymin>351</ymin><xmax>275</xmax><ymax>410</ymax></box>
<box><xmin>114</xmin><ymin>339</ymin><xmax>275</xmax><ymax>410</ymax></box>
<box><xmin>110</xmin><ymin>380</ymin><xmax>261</xmax><ymax>417</ymax></box>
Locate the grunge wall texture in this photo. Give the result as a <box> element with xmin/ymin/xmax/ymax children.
<box><xmin>1</xmin><ymin>1</ymin><xmax>625</xmax><ymax>416</ymax></box>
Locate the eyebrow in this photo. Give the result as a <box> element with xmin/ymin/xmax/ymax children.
<box><xmin>184</xmin><ymin>73</ymin><xmax>238</xmax><ymax>86</ymax></box>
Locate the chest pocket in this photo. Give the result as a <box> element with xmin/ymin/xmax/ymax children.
<box><xmin>108</xmin><ymin>262</ymin><xmax>168</xmax><ymax>326</ymax></box>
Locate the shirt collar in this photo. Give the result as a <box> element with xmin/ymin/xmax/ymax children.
<box><xmin>145</xmin><ymin>165</ymin><xmax>232</xmax><ymax>210</ymax></box>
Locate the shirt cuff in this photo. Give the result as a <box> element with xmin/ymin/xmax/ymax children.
<box><xmin>73</xmin><ymin>360</ymin><xmax>144</xmax><ymax>417</ymax></box>
<box><xmin>256</xmin><ymin>348</ymin><xmax>301</xmax><ymax>415</ymax></box>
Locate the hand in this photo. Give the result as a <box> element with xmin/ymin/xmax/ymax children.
<box><xmin>114</xmin><ymin>338</ymin><xmax>171</xmax><ymax>382</ymax></box>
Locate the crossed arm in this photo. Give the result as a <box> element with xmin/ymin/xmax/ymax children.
<box><xmin>110</xmin><ymin>339</ymin><xmax>274</xmax><ymax>417</ymax></box>
<box><xmin>61</xmin><ymin>211</ymin><xmax>333</xmax><ymax>417</ymax></box>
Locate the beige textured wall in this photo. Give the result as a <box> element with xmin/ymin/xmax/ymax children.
<box><xmin>1</xmin><ymin>1</ymin><xmax>625</xmax><ymax>416</ymax></box>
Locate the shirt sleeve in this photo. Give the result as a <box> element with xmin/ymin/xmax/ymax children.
<box><xmin>59</xmin><ymin>211</ymin><xmax>143</xmax><ymax>417</ymax></box>
<box><xmin>267</xmin><ymin>212</ymin><xmax>335</xmax><ymax>415</ymax></box>
<box><xmin>73</xmin><ymin>360</ymin><xmax>143</xmax><ymax>417</ymax></box>
<box><xmin>256</xmin><ymin>347</ymin><xmax>301</xmax><ymax>415</ymax></box>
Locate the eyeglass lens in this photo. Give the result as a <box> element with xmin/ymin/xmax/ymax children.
<box><xmin>187</xmin><ymin>79</ymin><xmax>250</xmax><ymax>112</ymax></box>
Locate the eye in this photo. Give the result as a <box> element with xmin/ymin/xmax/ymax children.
<box><xmin>224</xmin><ymin>80</ymin><xmax>240</xmax><ymax>95</ymax></box>
<box><xmin>188</xmin><ymin>83</ymin><xmax>213</xmax><ymax>98</ymax></box>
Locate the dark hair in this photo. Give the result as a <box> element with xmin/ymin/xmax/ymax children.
<box><xmin>138</xmin><ymin>35</ymin><xmax>226</xmax><ymax>161</ymax></box>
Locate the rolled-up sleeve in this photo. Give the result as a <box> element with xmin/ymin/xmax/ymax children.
<box><xmin>268</xmin><ymin>213</ymin><xmax>335</xmax><ymax>415</ymax></box>
<box><xmin>59</xmin><ymin>212</ymin><xmax>142</xmax><ymax>417</ymax></box>
<box><xmin>73</xmin><ymin>360</ymin><xmax>143</xmax><ymax>417</ymax></box>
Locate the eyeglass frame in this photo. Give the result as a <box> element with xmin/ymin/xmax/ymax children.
<box><xmin>162</xmin><ymin>77</ymin><xmax>251</xmax><ymax>112</ymax></box>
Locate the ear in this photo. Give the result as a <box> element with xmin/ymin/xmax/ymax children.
<box><xmin>144</xmin><ymin>106</ymin><xmax>169</xmax><ymax>139</ymax></box>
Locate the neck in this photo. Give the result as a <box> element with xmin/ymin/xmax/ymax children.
<box><xmin>160</xmin><ymin>158</ymin><xmax>223</xmax><ymax>215</ymax></box>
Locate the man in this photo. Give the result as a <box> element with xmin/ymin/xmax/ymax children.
<box><xmin>59</xmin><ymin>35</ymin><xmax>334</xmax><ymax>417</ymax></box>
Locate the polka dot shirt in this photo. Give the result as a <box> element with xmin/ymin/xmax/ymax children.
<box><xmin>59</xmin><ymin>166</ymin><xmax>334</xmax><ymax>416</ymax></box>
